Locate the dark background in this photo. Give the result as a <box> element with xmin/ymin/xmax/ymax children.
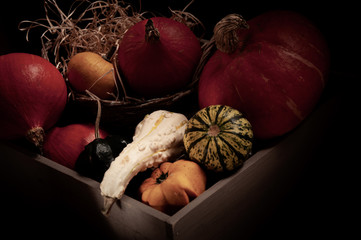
<box><xmin>1</xmin><ymin>0</ymin><xmax>359</xmax><ymax>73</ymax></box>
<box><xmin>1</xmin><ymin>0</ymin><xmax>358</xmax><ymax>239</ymax></box>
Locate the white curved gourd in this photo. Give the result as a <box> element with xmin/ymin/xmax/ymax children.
<box><xmin>100</xmin><ymin>110</ymin><xmax>188</xmax><ymax>215</ymax></box>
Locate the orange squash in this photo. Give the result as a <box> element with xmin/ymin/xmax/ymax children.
<box><xmin>139</xmin><ymin>160</ymin><xmax>206</xmax><ymax>214</ymax></box>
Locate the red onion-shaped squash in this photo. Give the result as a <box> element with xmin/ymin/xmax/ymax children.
<box><xmin>198</xmin><ymin>11</ymin><xmax>330</xmax><ymax>139</ymax></box>
<box><xmin>0</xmin><ymin>53</ymin><xmax>67</xmax><ymax>147</ymax></box>
<box><xmin>43</xmin><ymin>123</ymin><xmax>108</xmax><ymax>169</ymax></box>
<box><xmin>117</xmin><ymin>17</ymin><xmax>202</xmax><ymax>98</ymax></box>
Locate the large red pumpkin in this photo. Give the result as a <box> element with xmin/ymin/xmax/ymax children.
<box><xmin>198</xmin><ymin>11</ymin><xmax>330</xmax><ymax>139</ymax></box>
<box><xmin>0</xmin><ymin>53</ymin><xmax>67</xmax><ymax>148</ymax></box>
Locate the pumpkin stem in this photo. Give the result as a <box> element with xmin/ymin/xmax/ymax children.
<box><xmin>145</xmin><ymin>19</ymin><xmax>160</xmax><ymax>43</ymax></box>
<box><xmin>208</xmin><ymin>125</ymin><xmax>220</xmax><ymax>136</ymax></box>
<box><xmin>26</xmin><ymin>126</ymin><xmax>45</xmax><ymax>153</ymax></box>
<box><xmin>94</xmin><ymin>97</ymin><xmax>102</xmax><ymax>139</ymax></box>
<box><xmin>156</xmin><ymin>172</ymin><xmax>168</xmax><ymax>184</ymax></box>
<box><xmin>213</xmin><ymin>14</ymin><xmax>249</xmax><ymax>54</ymax></box>
<box><xmin>85</xmin><ymin>90</ymin><xmax>102</xmax><ymax>139</ymax></box>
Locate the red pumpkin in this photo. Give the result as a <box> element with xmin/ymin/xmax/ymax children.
<box><xmin>0</xmin><ymin>53</ymin><xmax>67</xmax><ymax>148</ymax></box>
<box><xmin>117</xmin><ymin>17</ymin><xmax>202</xmax><ymax>98</ymax></box>
<box><xmin>43</xmin><ymin>123</ymin><xmax>108</xmax><ymax>169</ymax></box>
<box><xmin>198</xmin><ymin>11</ymin><xmax>330</xmax><ymax>139</ymax></box>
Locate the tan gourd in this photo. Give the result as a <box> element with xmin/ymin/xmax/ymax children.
<box><xmin>67</xmin><ymin>51</ymin><xmax>116</xmax><ymax>99</ymax></box>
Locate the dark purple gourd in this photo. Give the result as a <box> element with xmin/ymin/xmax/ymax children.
<box><xmin>75</xmin><ymin>135</ymin><xmax>130</xmax><ymax>182</ymax></box>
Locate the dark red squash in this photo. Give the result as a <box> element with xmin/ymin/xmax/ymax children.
<box><xmin>0</xmin><ymin>53</ymin><xmax>67</xmax><ymax>149</ymax></box>
<box><xmin>117</xmin><ymin>17</ymin><xmax>202</xmax><ymax>98</ymax></box>
<box><xmin>43</xmin><ymin>123</ymin><xmax>108</xmax><ymax>169</ymax></box>
<box><xmin>198</xmin><ymin>11</ymin><xmax>330</xmax><ymax>139</ymax></box>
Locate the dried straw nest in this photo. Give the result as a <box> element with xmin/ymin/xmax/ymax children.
<box><xmin>20</xmin><ymin>0</ymin><xmax>213</xmax><ymax>129</ymax></box>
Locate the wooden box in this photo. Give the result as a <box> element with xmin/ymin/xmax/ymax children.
<box><xmin>1</xmin><ymin>1</ymin><xmax>347</xmax><ymax>238</ymax></box>
<box><xmin>1</xmin><ymin>93</ymin><xmax>339</xmax><ymax>240</ymax></box>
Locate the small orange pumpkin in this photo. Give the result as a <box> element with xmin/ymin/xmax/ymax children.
<box><xmin>139</xmin><ymin>159</ymin><xmax>206</xmax><ymax>214</ymax></box>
